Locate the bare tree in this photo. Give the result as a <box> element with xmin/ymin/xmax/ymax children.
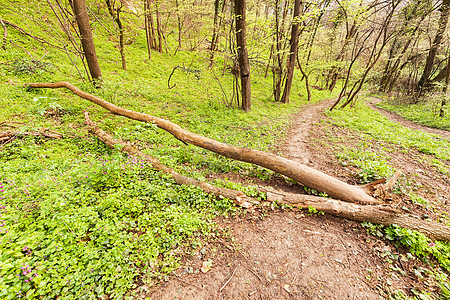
<box><xmin>105</xmin><ymin>0</ymin><xmax>126</xmax><ymax>70</ymax></box>
<box><xmin>440</xmin><ymin>52</ymin><xmax>450</xmax><ymax>117</ymax></box>
<box><xmin>417</xmin><ymin>0</ymin><xmax>450</xmax><ymax>94</ymax></box>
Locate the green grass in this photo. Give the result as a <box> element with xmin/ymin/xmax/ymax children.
<box><xmin>377</xmin><ymin>98</ymin><xmax>450</xmax><ymax>131</ymax></box>
<box><xmin>0</xmin><ymin>137</ymin><xmax>235</xmax><ymax>299</ymax></box>
<box><xmin>327</xmin><ymin>101</ymin><xmax>450</xmax><ymax>162</ymax></box>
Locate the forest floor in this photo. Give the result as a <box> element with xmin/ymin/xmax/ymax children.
<box><xmin>144</xmin><ymin>99</ymin><xmax>449</xmax><ymax>300</ymax></box>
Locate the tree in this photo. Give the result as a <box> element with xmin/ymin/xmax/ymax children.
<box><xmin>105</xmin><ymin>0</ymin><xmax>126</xmax><ymax>70</ymax></box>
<box><xmin>417</xmin><ymin>0</ymin><xmax>450</xmax><ymax>94</ymax></box>
<box><xmin>70</xmin><ymin>0</ymin><xmax>102</xmax><ymax>83</ymax></box>
<box><xmin>378</xmin><ymin>0</ymin><xmax>432</xmax><ymax>93</ymax></box>
<box><xmin>280</xmin><ymin>0</ymin><xmax>302</xmax><ymax>104</ymax></box>
<box><xmin>234</xmin><ymin>0</ymin><xmax>251</xmax><ymax>111</ymax></box>
<box><xmin>210</xmin><ymin>0</ymin><xmax>227</xmax><ymax>65</ymax></box>
<box><xmin>440</xmin><ymin>52</ymin><xmax>450</xmax><ymax>117</ymax></box>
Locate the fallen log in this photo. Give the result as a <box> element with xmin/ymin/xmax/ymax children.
<box><xmin>83</xmin><ymin>111</ymin><xmax>257</xmax><ymax>209</ymax></box>
<box><xmin>84</xmin><ymin>111</ymin><xmax>450</xmax><ymax>241</ymax></box>
<box><xmin>262</xmin><ymin>188</ymin><xmax>450</xmax><ymax>242</ymax></box>
<box><xmin>26</xmin><ymin>81</ymin><xmax>381</xmax><ymax>205</ymax></box>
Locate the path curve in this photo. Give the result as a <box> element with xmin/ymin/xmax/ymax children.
<box><xmin>368</xmin><ymin>97</ymin><xmax>450</xmax><ymax>140</ymax></box>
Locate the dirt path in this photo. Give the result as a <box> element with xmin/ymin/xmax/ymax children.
<box><xmin>283</xmin><ymin>99</ymin><xmax>335</xmax><ymax>165</ymax></box>
<box><xmin>368</xmin><ymin>97</ymin><xmax>450</xmax><ymax>140</ymax></box>
<box><xmin>144</xmin><ymin>99</ymin><xmax>446</xmax><ymax>300</ymax></box>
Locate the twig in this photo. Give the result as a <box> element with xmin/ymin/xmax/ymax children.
<box><xmin>171</xmin><ymin>272</ymin><xmax>203</xmax><ymax>290</ymax></box>
<box><xmin>219</xmin><ymin>267</ymin><xmax>237</xmax><ymax>292</ymax></box>
<box><xmin>0</xmin><ymin>121</ymin><xmax>27</xmax><ymax>127</ymax></box>
<box><xmin>0</xmin><ymin>14</ymin><xmax>7</xmax><ymax>50</ymax></box>
<box><xmin>217</xmin><ymin>238</ymin><xmax>269</xmax><ymax>285</ymax></box>
<box><xmin>168</xmin><ymin>66</ymin><xmax>180</xmax><ymax>89</ymax></box>
<box><xmin>3</xmin><ymin>19</ymin><xmax>77</xmax><ymax>54</ymax></box>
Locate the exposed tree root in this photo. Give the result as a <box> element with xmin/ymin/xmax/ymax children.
<box><xmin>83</xmin><ymin>111</ymin><xmax>257</xmax><ymax>209</ymax></box>
<box><xmin>27</xmin><ymin>81</ymin><xmax>381</xmax><ymax>205</ymax></box>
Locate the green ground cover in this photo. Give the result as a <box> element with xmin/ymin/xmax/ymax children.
<box><xmin>377</xmin><ymin>98</ymin><xmax>450</xmax><ymax>131</ymax></box>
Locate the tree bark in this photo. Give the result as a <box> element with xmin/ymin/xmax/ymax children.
<box><xmin>144</xmin><ymin>0</ymin><xmax>153</xmax><ymax>59</ymax></box>
<box><xmin>280</xmin><ymin>0</ymin><xmax>301</xmax><ymax>104</ymax></box>
<box><xmin>440</xmin><ymin>52</ymin><xmax>450</xmax><ymax>117</ymax></box>
<box><xmin>263</xmin><ymin>189</ymin><xmax>450</xmax><ymax>242</ymax></box>
<box><xmin>83</xmin><ymin>111</ymin><xmax>257</xmax><ymax>209</ymax></box>
<box><xmin>71</xmin><ymin>0</ymin><xmax>102</xmax><ymax>83</ymax></box>
<box><xmin>234</xmin><ymin>0</ymin><xmax>251</xmax><ymax>111</ymax></box>
<box><xmin>417</xmin><ymin>0</ymin><xmax>450</xmax><ymax>94</ymax></box>
<box><xmin>26</xmin><ymin>81</ymin><xmax>381</xmax><ymax>205</ymax></box>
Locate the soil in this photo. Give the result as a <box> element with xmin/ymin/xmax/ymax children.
<box><xmin>142</xmin><ymin>99</ymin><xmax>449</xmax><ymax>299</ymax></box>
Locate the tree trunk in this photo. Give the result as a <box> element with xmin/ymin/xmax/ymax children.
<box><xmin>297</xmin><ymin>57</ymin><xmax>311</xmax><ymax>101</ymax></box>
<box><xmin>105</xmin><ymin>0</ymin><xmax>126</xmax><ymax>70</ymax></box>
<box><xmin>144</xmin><ymin>0</ymin><xmax>153</xmax><ymax>59</ymax></box>
<box><xmin>264</xmin><ymin>189</ymin><xmax>450</xmax><ymax>242</ymax></box>
<box><xmin>155</xmin><ymin>3</ymin><xmax>163</xmax><ymax>53</ymax></box>
<box><xmin>440</xmin><ymin>53</ymin><xmax>450</xmax><ymax>117</ymax></box>
<box><xmin>27</xmin><ymin>81</ymin><xmax>381</xmax><ymax>205</ymax></box>
<box><xmin>70</xmin><ymin>0</ymin><xmax>102</xmax><ymax>83</ymax></box>
<box><xmin>280</xmin><ymin>0</ymin><xmax>301</xmax><ymax>104</ymax></box>
<box><xmin>234</xmin><ymin>0</ymin><xmax>251</xmax><ymax>111</ymax></box>
<box><xmin>417</xmin><ymin>0</ymin><xmax>450</xmax><ymax>94</ymax></box>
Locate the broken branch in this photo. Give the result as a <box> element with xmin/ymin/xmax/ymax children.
<box><xmin>83</xmin><ymin>111</ymin><xmax>257</xmax><ymax>209</ymax></box>
<box><xmin>27</xmin><ymin>81</ymin><xmax>381</xmax><ymax>205</ymax></box>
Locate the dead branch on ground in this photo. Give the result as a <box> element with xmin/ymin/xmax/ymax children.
<box><xmin>83</xmin><ymin>111</ymin><xmax>257</xmax><ymax>209</ymax></box>
<box><xmin>26</xmin><ymin>81</ymin><xmax>382</xmax><ymax>205</ymax></box>
<box><xmin>0</xmin><ymin>128</ymin><xmax>63</xmax><ymax>147</ymax></box>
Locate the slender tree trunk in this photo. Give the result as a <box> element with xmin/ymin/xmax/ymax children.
<box><xmin>234</xmin><ymin>0</ymin><xmax>251</xmax><ymax>111</ymax></box>
<box><xmin>440</xmin><ymin>53</ymin><xmax>450</xmax><ymax>117</ymax></box>
<box><xmin>105</xmin><ymin>0</ymin><xmax>126</xmax><ymax>70</ymax></box>
<box><xmin>155</xmin><ymin>3</ymin><xmax>163</xmax><ymax>53</ymax></box>
<box><xmin>280</xmin><ymin>0</ymin><xmax>302</xmax><ymax>104</ymax></box>
<box><xmin>144</xmin><ymin>0</ymin><xmax>153</xmax><ymax>59</ymax></box>
<box><xmin>417</xmin><ymin>0</ymin><xmax>450</xmax><ymax>94</ymax></box>
<box><xmin>71</xmin><ymin>0</ymin><xmax>102</xmax><ymax>83</ymax></box>
<box><xmin>297</xmin><ymin>59</ymin><xmax>311</xmax><ymax>101</ymax></box>
<box><xmin>210</xmin><ymin>0</ymin><xmax>221</xmax><ymax>64</ymax></box>
<box><xmin>175</xmin><ymin>0</ymin><xmax>182</xmax><ymax>51</ymax></box>
<box><xmin>273</xmin><ymin>0</ymin><xmax>283</xmax><ymax>102</ymax></box>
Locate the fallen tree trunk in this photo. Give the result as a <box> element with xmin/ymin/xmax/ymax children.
<box><xmin>83</xmin><ymin>111</ymin><xmax>257</xmax><ymax>209</ymax></box>
<box><xmin>263</xmin><ymin>188</ymin><xmax>450</xmax><ymax>242</ymax></box>
<box><xmin>26</xmin><ymin>81</ymin><xmax>381</xmax><ymax>205</ymax></box>
<box><xmin>84</xmin><ymin>111</ymin><xmax>450</xmax><ymax>241</ymax></box>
